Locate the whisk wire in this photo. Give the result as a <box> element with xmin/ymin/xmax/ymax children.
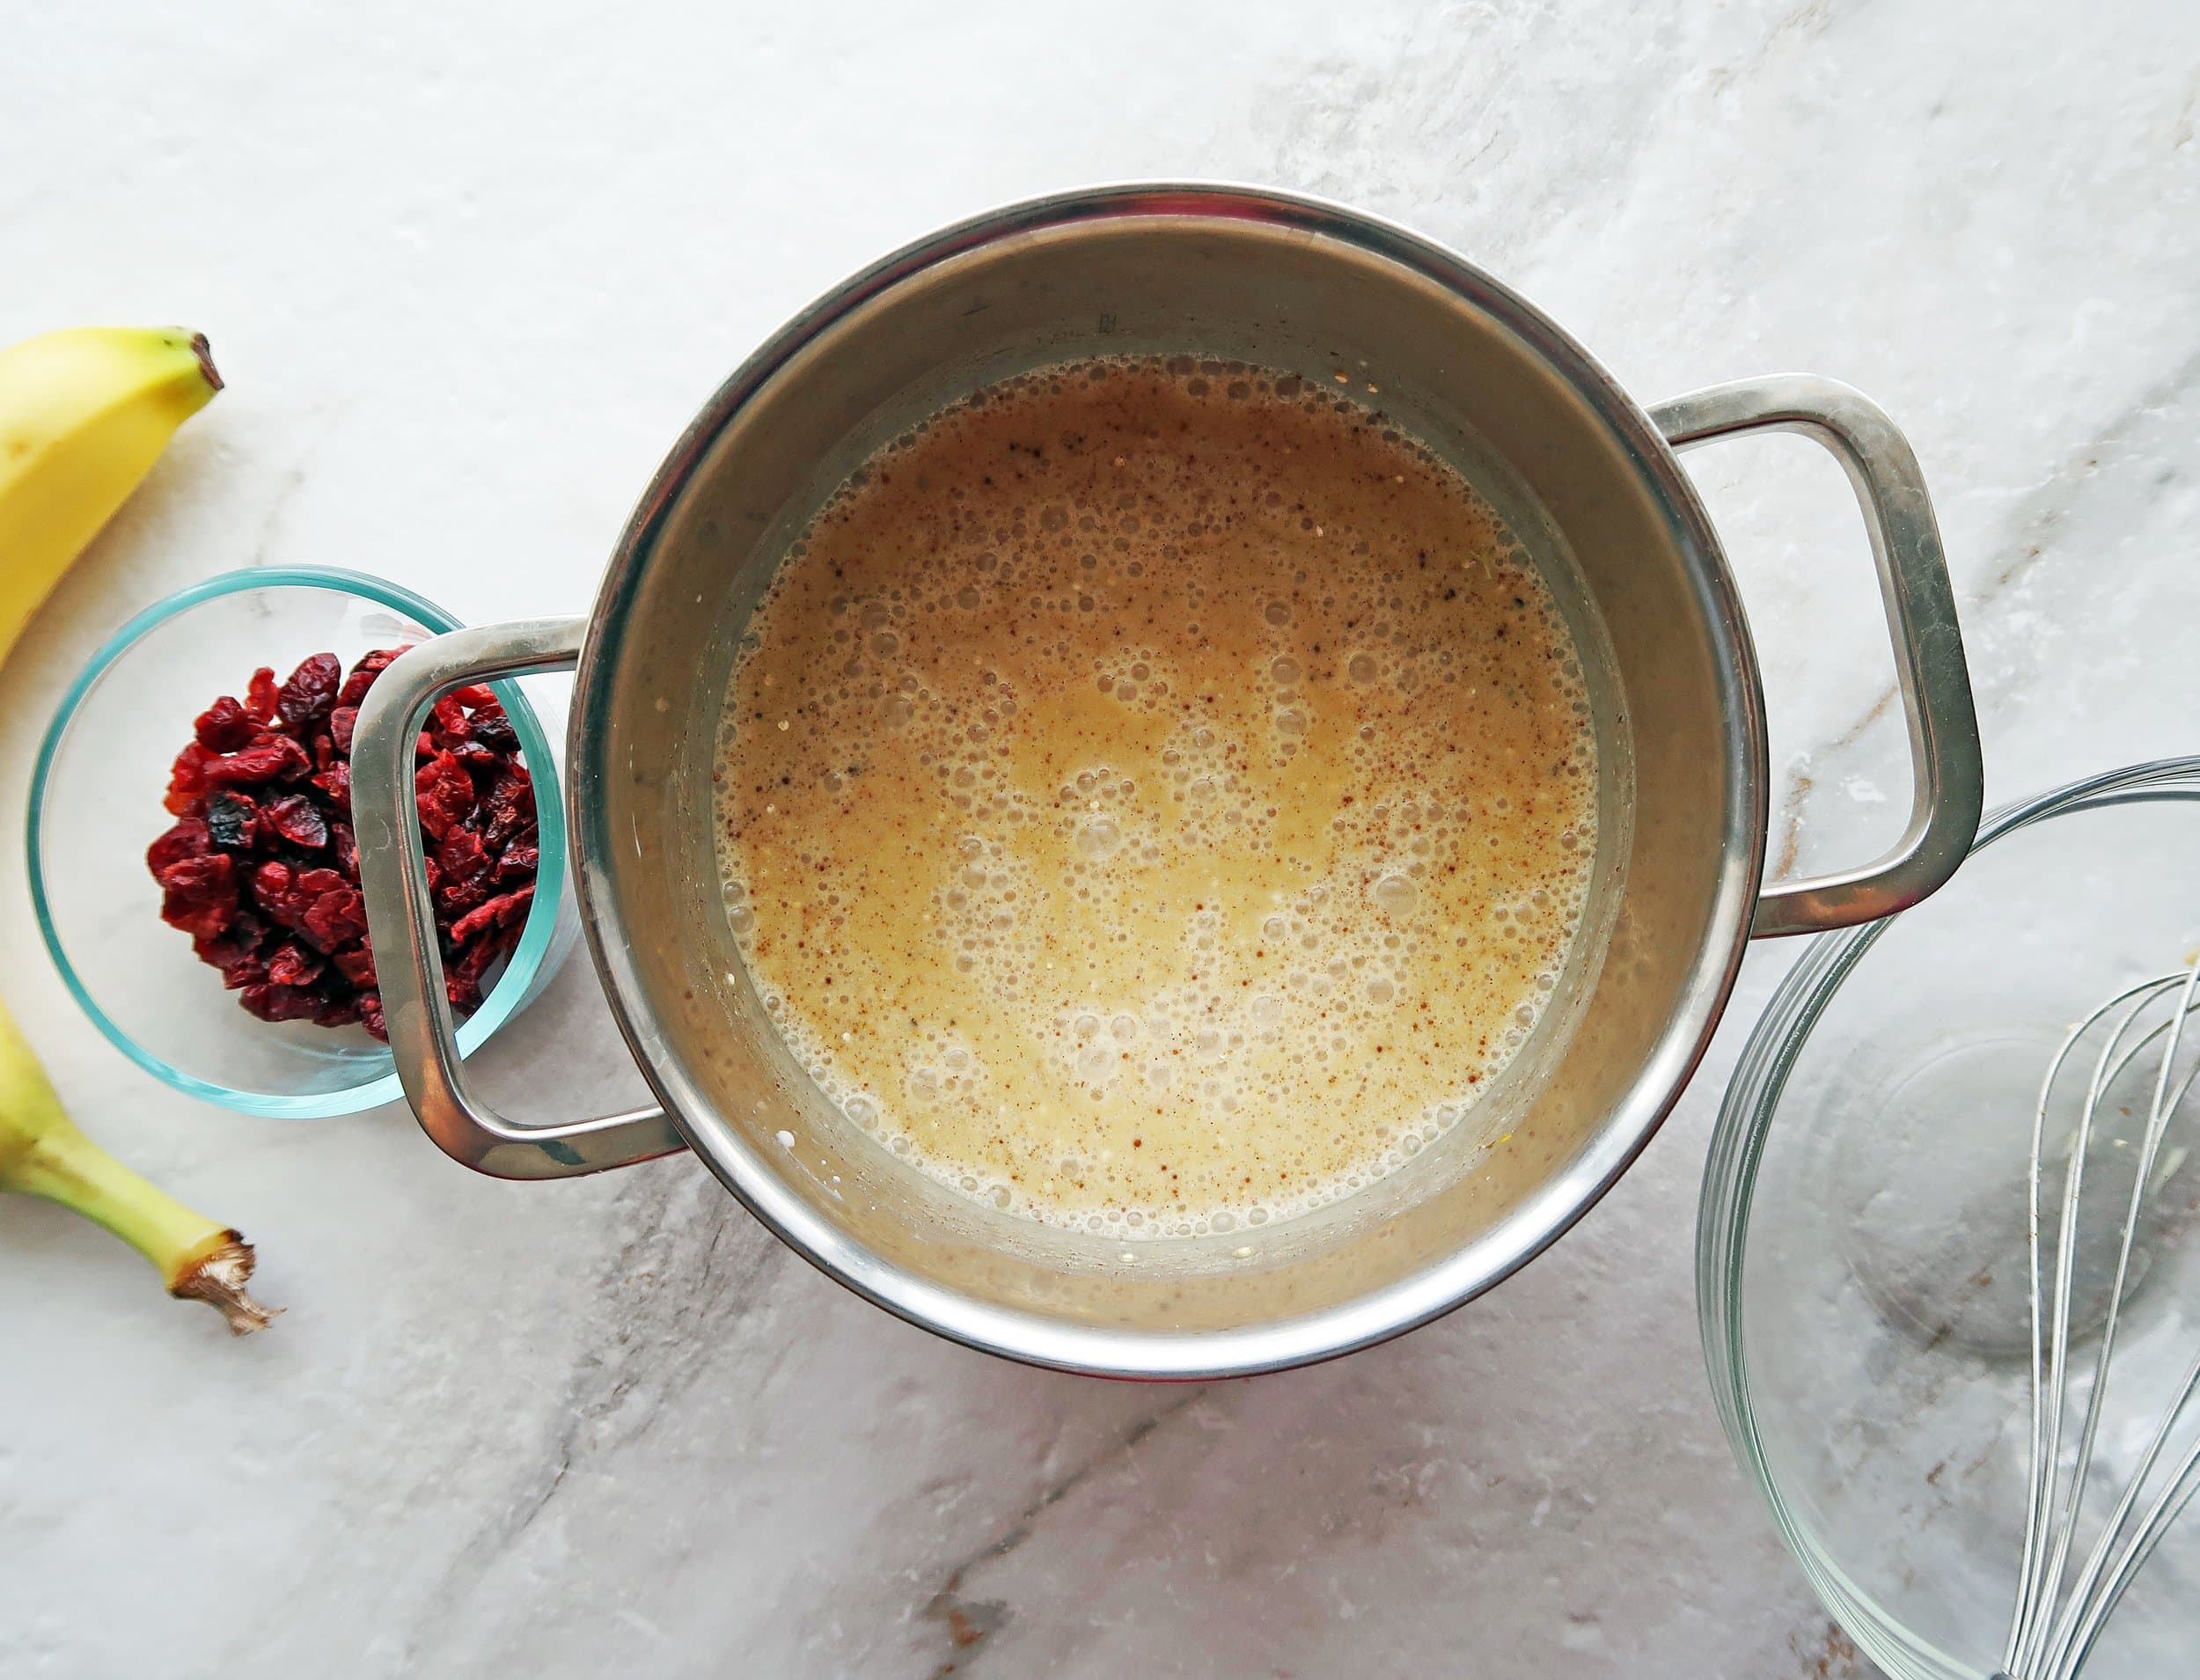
<box><xmin>2007</xmin><ymin>985</ymin><xmax>2126</xmax><ymax>1668</ymax></box>
<box><xmin>2005</xmin><ymin>961</ymin><xmax>2200</xmax><ymax>1678</ymax></box>
<box><xmin>2008</xmin><ymin>979</ymin><xmax>2175</xmax><ymax>1671</ymax></box>
<box><xmin>2049</xmin><ymin>1351</ymin><xmax>2200</xmax><ymax>1680</ymax></box>
<box><xmin>2042</xmin><ymin>1048</ymin><xmax>2200</xmax><ymax>1677</ymax></box>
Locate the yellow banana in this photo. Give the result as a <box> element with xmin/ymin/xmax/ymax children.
<box><xmin>0</xmin><ymin>326</ymin><xmax>221</xmax><ymax>664</ymax></box>
<box><xmin>0</xmin><ymin>325</ymin><xmax>269</xmax><ymax>1330</ymax></box>
<box><xmin>0</xmin><ymin>1000</ymin><xmax>275</xmax><ymax>1332</ymax></box>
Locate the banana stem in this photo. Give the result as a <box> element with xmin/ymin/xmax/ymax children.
<box><xmin>0</xmin><ymin>1001</ymin><xmax>276</xmax><ymax>1332</ymax></box>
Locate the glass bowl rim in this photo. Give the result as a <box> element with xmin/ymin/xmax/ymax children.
<box><xmin>26</xmin><ymin>564</ymin><xmax>568</xmax><ymax>1119</ymax></box>
<box><xmin>1698</xmin><ymin>752</ymin><xmax>2200</xmax><ymax>1680</ymax></box>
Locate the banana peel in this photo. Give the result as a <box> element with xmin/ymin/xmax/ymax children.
<box><xmin>0</xmin><ymin>326</ymin><xmax>221</xmax><ymax>663</ymax></box>
<box><xmin>0</xmin><ymin>999</ymin><xmax>275</xmax><ymax>1332</ymax></box>
<box><xmin>0</xmin><ymin>325</ymin><xmax>275</xmax><ymax>1331</ymax></box>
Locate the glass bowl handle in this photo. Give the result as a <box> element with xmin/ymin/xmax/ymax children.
<box><xmin>1651</xmin><ymin>374</ymin><xmax>1984</xmax><ymax>937</ymax></box>
<box><xmin>352</xmin><ymin>617</ymin><xmax>686</xmax><ymax>1178</ymax></box>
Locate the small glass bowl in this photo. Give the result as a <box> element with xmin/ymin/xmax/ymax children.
<box><xmin>28</xmin><ymin>567</ymin><xmax>569</xmax><ymax>1118</ymax></box>
<box><xmin>1701</xmin><ymin>757</ymin><xmax>2200</xmax><ymax>1679</ymax></box>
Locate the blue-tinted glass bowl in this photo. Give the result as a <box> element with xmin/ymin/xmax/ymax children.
<box><xmin>27</xmin><ymin>567</ymin><xmax>569</xmax><ymax>1117</ymax></box>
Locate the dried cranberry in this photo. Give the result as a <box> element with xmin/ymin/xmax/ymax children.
<box><xmin>331</xmin><ymin>945</ymin><xmax>378</xmax><ymax>987</ymax></box>
<box><xmin>337</xmin><ymin>647</ymin><xmax>410</xmax><ymax>708</ymax></box>
<box><xmin>437</xmin><ymin>825</ymin><xmax>487</xmax><ymax>876</ymax></box>
<box><xmin>494</xmin><ymin>841</ymin><xmax>539</xmax><ymax>884</ymax></box>
<box><xmin>244</xmin><ymin>667</ymin><xmax>280</xmax><ymax>723</ymax></box>
<box><xmin>266</xmin><ymin>943</ymin><xmax>322</xmax><ymax>987</ymax></box>
<box><xmin>158</xmin><ymin>854</ymin><xmax>238</xmax><ymax>939</ymax></box>
<box><xmin>311</xmin><ymin>760</ymin><xmax>352</xmax><ymax>811</ymax></box>
<box><xmin>468</xmin><ymin>701</ymin><xmax>519</xmax><ymax>752</ymax></box>
<box><xmin>444</xmin><ymin>937</ymin><xmax>498</xmax><ymax>1011</ymax></box>
<box><xmin>203</xmin><ymin>790</ymin><xmax>258</xmax><ymax>852</ymax></box>
<box><xmin>165</xmin><ymin>742</ymin><xmax>216</xmax><ymax>815</ymax></box>
<box><xmin>204</xmin><ymin>735</ymin><xmax>312</xmax><ymax>789</ymax></box>
<box><xmin>481</xmin><ymin>761</ymin><xmax>536</xmax><ymax>849</ymax></box>
<box><xmin>216</xmin><ymin>957</ymin><xmax>269</xmax><ymax>992</ymax></box>
<box><xmin>437</xmin><ymin>743</ymin><xmax>490</xmax><ymax>782</ymax></box>
<box><xmin>239</xmin><ymin>981</ymin><xmax>321</xmax><ymax>1023</ymax></box>
<box><xmin>433</xmin><ymin>828</ymin><xmax>492</xmax><ymax>915</ymax></box>
<box><xmin>264</xmin><ymin>794</ymin><xmax>329</xmax><ymax>850</ymax></box>
<box><xmin>328</xmin><ymin>706</ymin><xmax>358</xmax><ymax>754</ymax></box>
<box><xmin>359</xmin><ymin>993</ymin><xmax>387</xmax><ymax>1041</ymax></box>
<box><xmin>277</xmin><ymin>653</ymin><xmax>341</xmax><ymax>728</ymax></box>
<box><xmin>329</xmin><ymin>821</ymin><xmax>357</xmax><ymax>877</ymax></box>
<box><xmin>147</xmin><ymin>818</ymin><xmax>211</xmax><ymax>875</ymax></box>
<box><xmin>447</xmin><ymin>885</ymin><xmax>534</xmax><ymax>946</ymax></box>
<box><xmin>414</xmin><ymin>752</ymin><xmax>476</xmax><ymax>840</ymax></box>
<box><xmin>194</xmin><ymin>910</ymin><xmax>268</xmax><ymax>976</ymax></box>
<box><xmin>312</xmin><ymin>994</ymin><xmax>363</xmax><ymax>1029</ymax></box>
<box><xmin>251</xmin><ymin>860</ymin><xmax>297</xmax><ymax>921</ymax></box>
<box><xmin>429</xmin><ymin>694</ymin><xmax>473</xmax><ymax>745</ymax></box>
<box><xmin>301</xmin><ymin>884</ymin><xmax>367</xmax><ymax>953</ymax></box>
<box><xmin>194</xmin><ymin>696</ymin><xmax>258</xmax><ymax>752</ymax></box>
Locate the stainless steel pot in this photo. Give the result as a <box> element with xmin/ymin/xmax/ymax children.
<box><xmin>353</xmin><ymin>184</ymin><xmax>1983</xmax><ymax>1378</ymax></box>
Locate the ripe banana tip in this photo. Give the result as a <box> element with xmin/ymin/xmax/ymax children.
<box><xmin>171</xmin><ymin>1232</ymin><xmax>279</xmax><ymax>1335</ymax></box>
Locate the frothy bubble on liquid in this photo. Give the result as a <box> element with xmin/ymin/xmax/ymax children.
<box><xmin>1074</xmin><ymin>815</ymin><xmax>1122</xmax><ymax>860</ymax></box>
<box><xmin>713</xmin><ymin>350</ymin><xmax>1602</xmax><ymax>1239</ymax></box>
<box><xmin>1373</xmin><ymin>873</ymin><xmax>1418</xmax><ymax>916</ymax></box>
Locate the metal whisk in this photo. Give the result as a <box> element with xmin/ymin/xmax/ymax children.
<box><xmin>1999</xmin><ymin>960</ymin><xmax>2200</xmax><ymax>1679</ymax></box>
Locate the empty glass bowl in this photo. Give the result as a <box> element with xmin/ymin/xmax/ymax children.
<box><xmin>28</xmin><ymin>567</ymin><xmax>569</xmax><ymax>1118</ymax></box>
<box><xmin>1701</xmin><ymin>757</ymin><xmax>2200</xmax><ymax>1678</ymax></box>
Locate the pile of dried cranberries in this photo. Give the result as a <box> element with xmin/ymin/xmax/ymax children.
<box><xmin>147</xmin><ymin>649</ymin><xmax>540</xmax><ymax>1041</ymax></box>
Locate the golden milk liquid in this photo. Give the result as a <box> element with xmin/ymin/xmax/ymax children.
<box><xmin>715</xmin><ymin>356</ymin><xmax>1596</xmax><ymax>1238</ymax></box>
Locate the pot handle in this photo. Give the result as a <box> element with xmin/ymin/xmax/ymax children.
<box><xmin>352</xmin><ymin>616</ymin><xmax>686</xmax><ymax>1178</ymax></box>
<box><xmin>1650</xmin><ymin>375</ymin><xmax>1984</xmax><ymax>937</ymax></box>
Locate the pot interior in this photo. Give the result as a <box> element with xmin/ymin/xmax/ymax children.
<box><xmin>573</xmin><ymin>189</ymin><xmax>1756</xmax><ymax>1371</ymax></box>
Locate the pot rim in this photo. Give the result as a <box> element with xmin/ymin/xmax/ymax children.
<box><xmin>568</xmin><ymin>180</ymin><xmax>1766</xmax><ymax>1377</ymax></box>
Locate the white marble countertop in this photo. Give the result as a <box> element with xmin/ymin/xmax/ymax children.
<box><xmin>4</xmin><ymin>3</ymin><xmax>2197</xmax><ymax>1674</ymax></box>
